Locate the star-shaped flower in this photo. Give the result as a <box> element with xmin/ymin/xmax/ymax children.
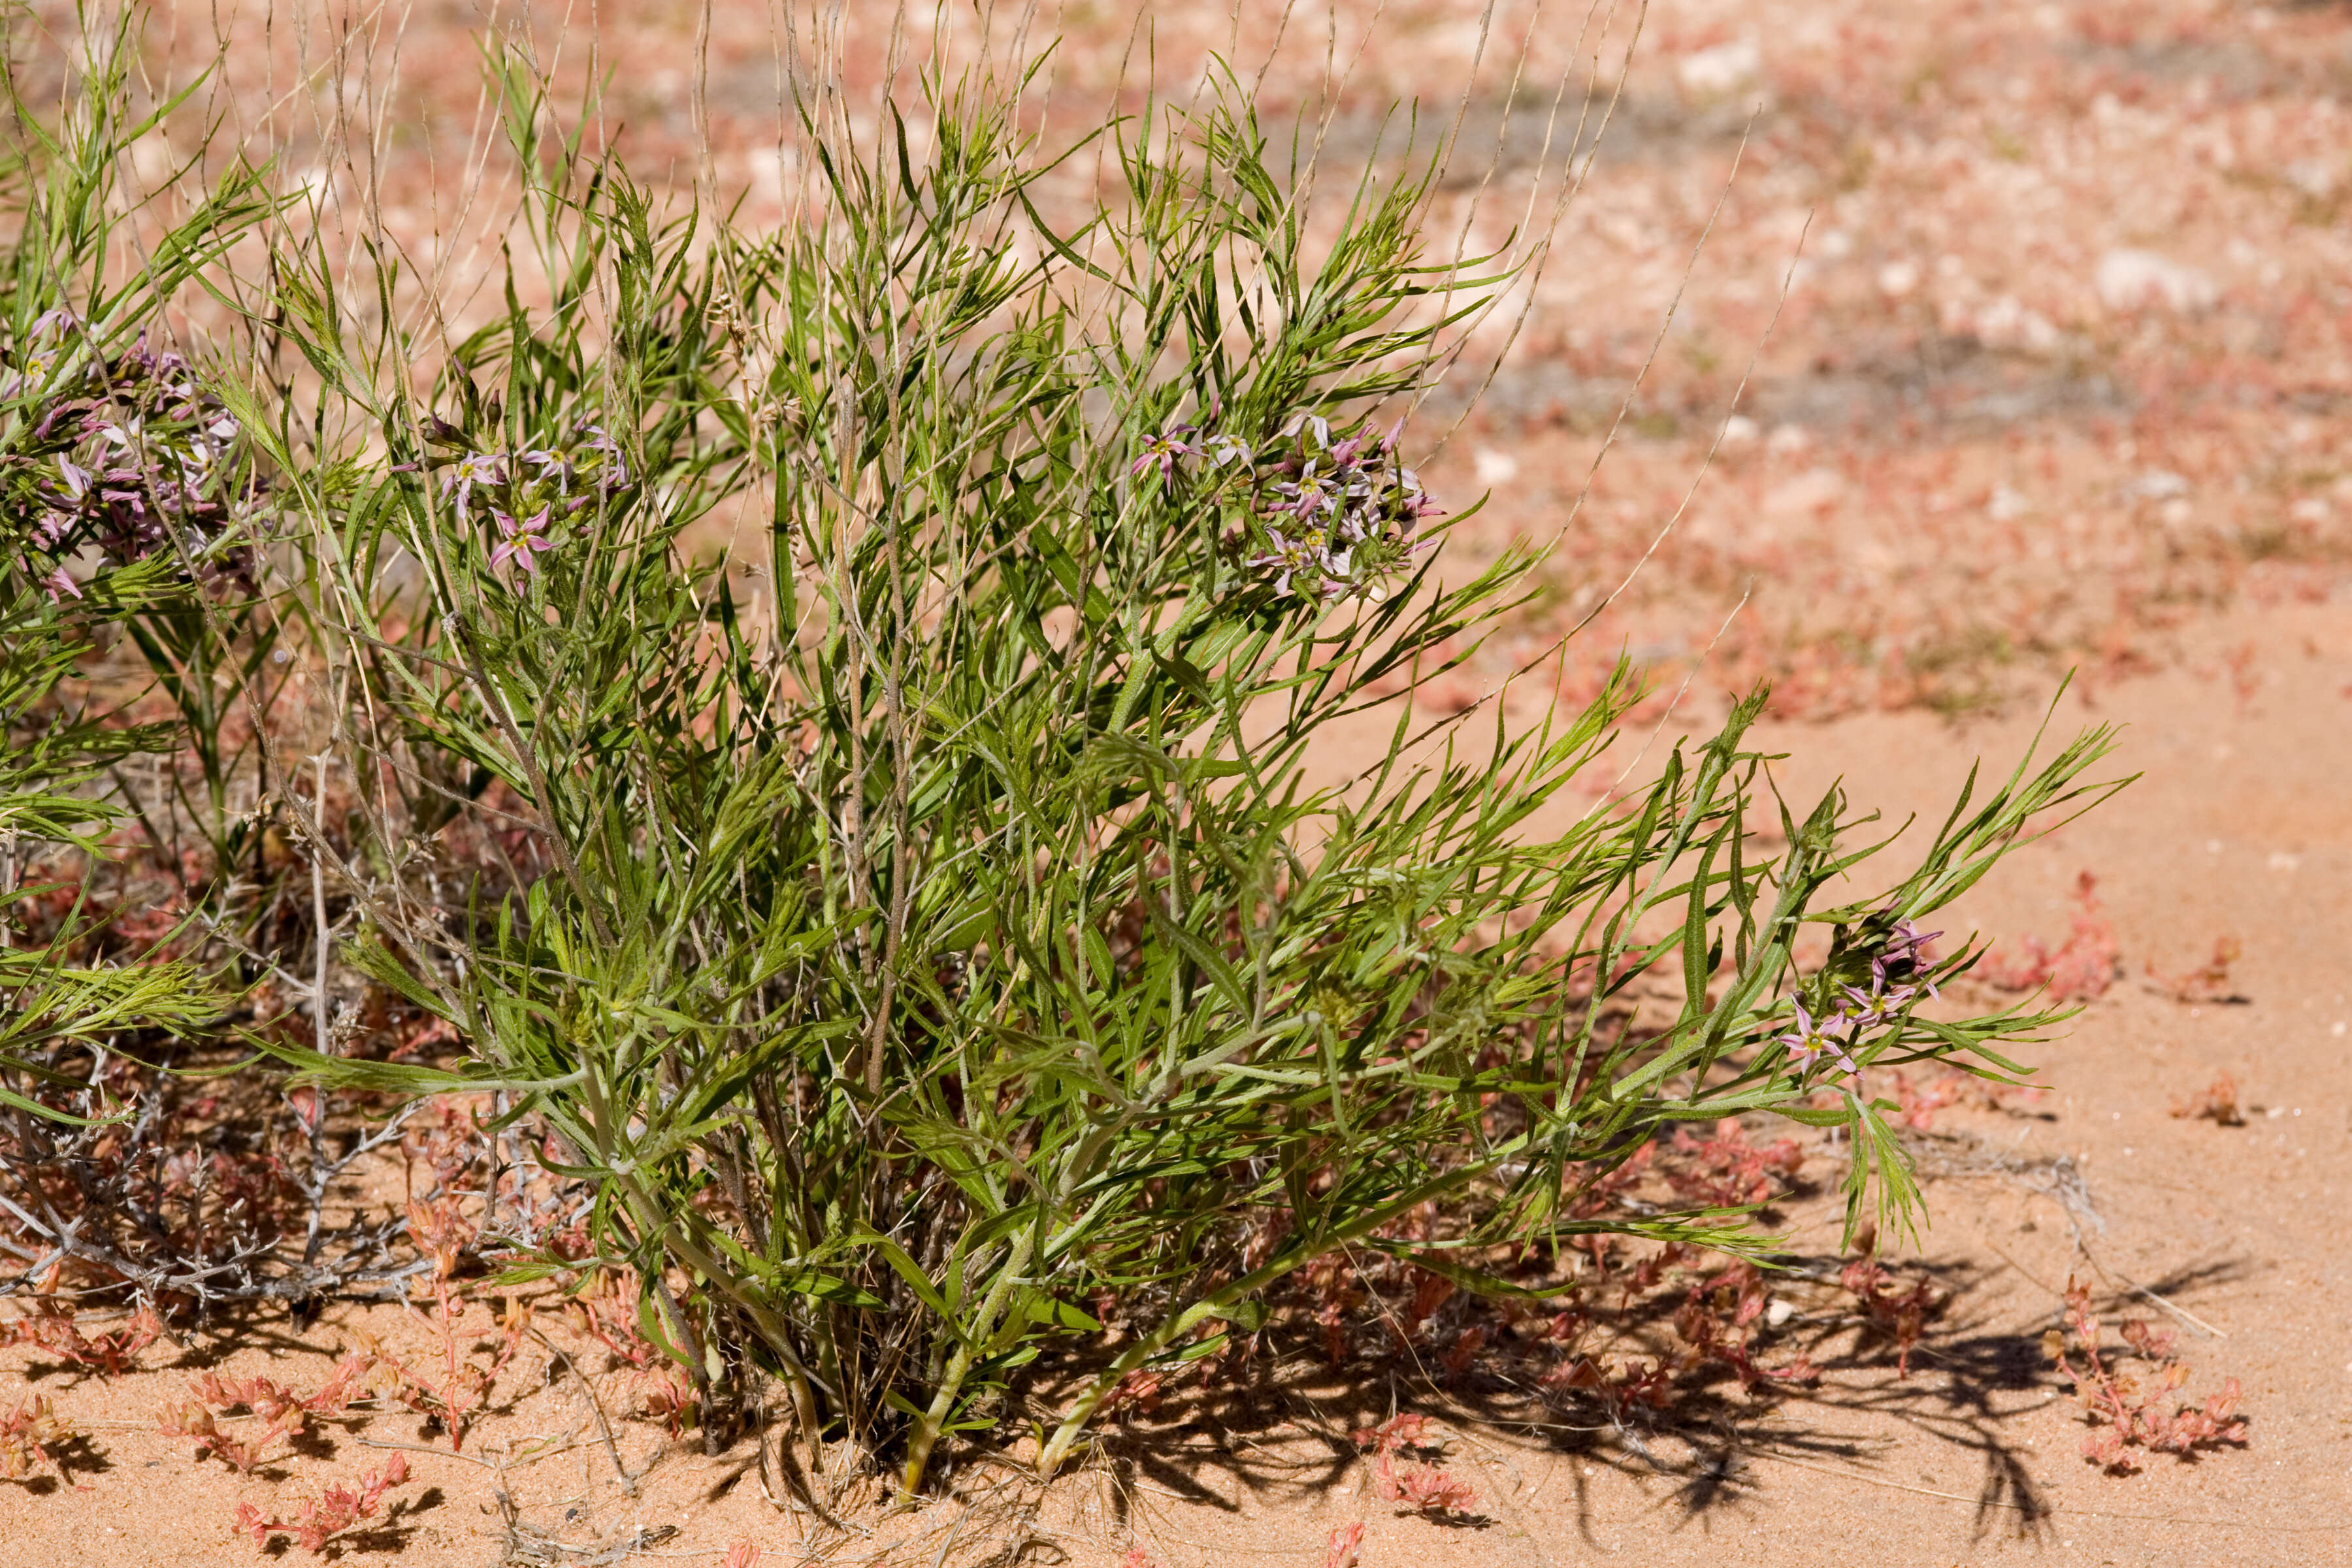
<box><xmin>488</xmin><ymin>506</ymin><xmax>555</xmax><ymax>580</ymax></box>
<box><xmin>1776</xmin><ymin>998</ymin><xmax>1860</xmax><ymax>1077</ymax></box>
<box><xmin>442</xmin><ymin>451</ymin><xmax>506</xmax><ymax>519</ymax></box>
<box><xmin>1131</xmin><ymin>424</ymin><xmax>1199</xmax><ymax>487</ymax></box>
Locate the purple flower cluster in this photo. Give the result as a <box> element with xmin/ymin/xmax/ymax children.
<box><xmin>423</xmin><ymin>417</ymin><xmax>631</xmax><ymax>588</ymax></box>
<box><xmin>5</xmin><ymin>311</ymin><xmax>263</xmax><ymax>601</ymax></box>
<box><xmin>1131</xmin><ymin>409</ymin><xmax>1439</xmax><ymax>600</ymax></box>
<box><xmin>1775</xmin><ymin>916</ymin><xmax>1943</xmax><ymax>1081</ymax></box>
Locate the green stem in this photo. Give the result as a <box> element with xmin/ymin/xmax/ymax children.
<box><xmin>898</xmin><ymin>1228</ymin><xmax>1036</xmax><ymax>1499</ymax></box>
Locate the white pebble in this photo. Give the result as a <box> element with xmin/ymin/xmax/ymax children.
<box><xmin>1678</xmin><ymin>38</ymin><xmax>1761</xmax><ymax>97</ymax></box>
<box><xmin>2096</xmin><ymin>249</ymin><xmax>2219</xmax><ymax>314</ymax></box>
<box><xmin>1473</xmin><ymin>447</ymin><xmax>1520</xmax><ymax>485</ymax></box>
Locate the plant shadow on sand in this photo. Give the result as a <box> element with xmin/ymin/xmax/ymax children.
<box><xmin>1049</xmin><ymin>1239</ymin><xmax>2255</xmax><ymax>1554</ymax></box>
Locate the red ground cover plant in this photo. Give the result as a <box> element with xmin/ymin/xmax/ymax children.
<box><xmin>1838</xmin><ymin>1252</ymin><xmax>1946</xmax><ymax>1377</ymax></box>
<box><xmin>1352</xmin><ymin>1413</ymin><xmax>1478</xmax><ymax>1518</ymax></box>
<box><xmin>1980</xmin><ymin>871</ymin><xmax>2121</xmax><ymax>1001</ymax></box>
<box><xmin>1669</xmin><ymin>1260</ymin><xmax>1823</xmax><ymax>1392</ymax></box>
<box><xmin>231</xmin><ymin>1452</ymin><xmax>412</xmax><ymax>1555</ymax></box>
<box><xmin>564</xmin><ymin>1265</ymin><xmax>700</xmax><ymax>1434</ymax></box>
<box><xmin>2048</xmin><ymin>1277</ymin><xmax>2248</xmax><ymax>1472</ymax></box>
<box><xmin>148</xmin><ymin>1179</ymin><xmax>546</xmax><ymax>1477</ymax></box>
<box><xmin>157</xmin><ymin>1349</ymin><xmax>380</xmax><ymax>1473</ymax></box>
<box><xmin>1100</xmin><ymin>1367</ymin><xmax>1168</xmax><ymax>1422</ymax></box>
<box><xmin>2146</xmin><ymin>937</ymin><xmax>2244</xmax><ymax>1004</ymax></box>
<box><xmin>2169</xmin><ymin>1071</ymin><xmax>2246</xmax><ymax>1128</ymax></box>
<box><xmin>1660</xmin><ymin>1120</ymin><xmax>1807</xmax><ymax>1208</ymax></box>
<box><xmin>1884</xmin><ymin>1070</ymin><xmax>1966</xmax><ymax>1132</ymax></box>
<box><xmin>0</xmin><ymin>1395</ymin><xmax>73</xmax><ymax>1482</ymax></box>
<box><xmin>357</xmin><ymin>1195</ymin><xmax>533</xmax><ymax>1452</ymax></box>
<box><xmin>0</xmin><ymin>1298</ymin><xmax>165</xmax><ymax>1374</ymax></box>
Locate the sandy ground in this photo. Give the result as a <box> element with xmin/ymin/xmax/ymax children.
<box><xmin>5</xmin><ymin>1</ymin><xmax>2351</xmax><ymax>1564</ymax></box>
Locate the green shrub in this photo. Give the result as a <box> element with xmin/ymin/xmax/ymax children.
<box><xmin>89</xmin><ymin>40</ymin><xmax>2118</xmax><ymax>1494</ymax></box>
<box><xmin>0</xmin><ymin>8</ymin><xmax>252</xmax><ymax>1110</ymax></box>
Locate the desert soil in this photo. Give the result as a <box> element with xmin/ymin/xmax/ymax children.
<box><xmin>5</xmin><ymin>0</ymin><xmax>2351</xmax><ymax>1564</ymax></box>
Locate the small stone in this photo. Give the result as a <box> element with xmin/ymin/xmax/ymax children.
<box><xmin>1765</xmin><ymin>1298</ymin><xmax>1795</xmax><ymax>1328</ymax></box>
<box><xmin>1973</xmin><ymin>294</ymin><xmax>2060</xmax><ymax>353</ymax></box>
<box><xmin>2285</xmin><ymin>158</ymin><xmax>2340</xmax><ymax>200</ymax></box>
<box><xmin>1473</xmin><ymin>447</ymin><xmax>1520</xmax><ymax>485</ymax></box>
<box><xmin>2126</xmin><ymin>469</ymin><xmax>2190</xmax><ymax>501</ymax></box>
<box><xmin>2096</xmin><ymin>248</ymin><xmax>2219</xmax><ymax>314</ymax></box>
<box><xmin>1678</xmin><ymin>38</ymin><xmax>1761</xmax><ymax>98</ymax></box>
